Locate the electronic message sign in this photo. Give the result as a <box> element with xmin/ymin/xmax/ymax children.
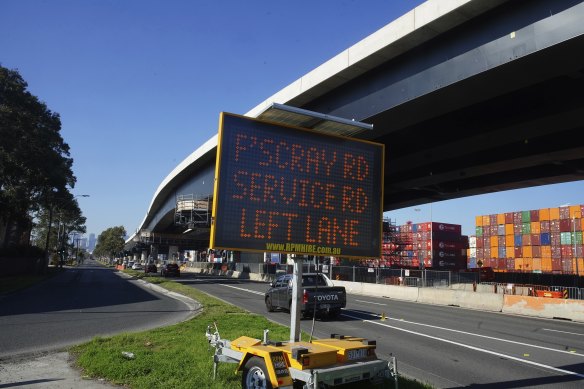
<box><xmin>210</xmin><ymin>112</ymin><xmax>384</xmax><ymax>258</ymax></box>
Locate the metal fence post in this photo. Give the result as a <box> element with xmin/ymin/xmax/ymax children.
<box><xmin>353</xmin><ymin>266</ymin><xmax>355</xmax><ymax>282</ymax></box>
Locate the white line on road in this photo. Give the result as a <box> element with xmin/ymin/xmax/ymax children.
<box><xmin>342</xmin><ymin>312</ymin><xmax>584</xmax><ymax>379</ymax></box>
<box><xmin>343</xmin><ymin>309</ymin><xmax>584</xmax><ymax>357</ymax></box>
<box><xmin>355</xmin><ymin>299</ymin><xmax>387</xmax><ymax>306</ymax></box>
<box><xmin>221</xmin><ymin>284</ymin><xmax>265</xmax><ymax>296</ymax></box>
<box><xmin>542</xmin><ymin>328</ymin><xmax>584</xmax><ymax>336</ymax></box>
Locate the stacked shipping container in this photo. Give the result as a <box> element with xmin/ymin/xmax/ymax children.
<box><xmin>469</xmin><ymin>205</ymin><xmax>584</xmax><ymax>275</ymax></box>
<box><xmin>383</xmin><ymin>222</ymin><xmax>468</xmax><ymax>270</ymax></box>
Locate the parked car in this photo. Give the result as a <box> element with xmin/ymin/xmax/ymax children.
<box><xmin>145</xmin><ymin>263</ymin><xmax>158</xmax><ymax>274</ymax></box>
<box><xmin>131</xmin><ymin>262</ymin><xmax>143</xmax><ymax>270</ymax></box>
<box><xmin>265</xmin><ymin>273</ymin><xmax>346</xmax><ymax>318</ymax></box>
<box><xmin>160</xmin><ymin>263</ymin><xmax>180</xmax><ymax>277</ymax></box>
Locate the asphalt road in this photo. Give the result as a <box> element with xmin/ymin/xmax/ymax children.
<box><xmin>177</xmin><ymin>273</ymin><xmax>584</xmax><ymax>389</ymax></box>
<box><xmin>0</xmin><ymin>260</ymin><xmax>195</xmax><ymax>359</ymax></box>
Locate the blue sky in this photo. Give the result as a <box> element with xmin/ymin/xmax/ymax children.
<box><xmin>2</xmin><ymin>0</ymin><xmax>582</xmax><ymax>239</ymax></box>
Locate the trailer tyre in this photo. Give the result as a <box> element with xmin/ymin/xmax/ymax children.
<box><xmin>242</xmin><ymin>357</ymin><xmax>273</xmax><ymax>389</ymax></box>
<box><xmin>265</xmin><ymin>296</ymin><xmax>275</xmax><ymax>312</ymax></box>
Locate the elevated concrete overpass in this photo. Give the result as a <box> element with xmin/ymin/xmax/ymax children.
<box><xmin>127</xmin><ymin>0</ymin><xmax>584</xmax><ymax>254</ymax></box>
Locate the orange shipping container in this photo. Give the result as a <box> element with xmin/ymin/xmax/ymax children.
<box><xmin>490</xmin><ymin>236</ymin><xmax>498</xmax><ymax>247</ymax></box>
<box><xmin>539</xmin><ymin>208</ymin><xmax>550</xmax><ymax>221</ymax></box>
<box><xmin>475</xmin><ymin>216</ymin><xmax>483</xmax><ymax>227</ymax></box>
<box><xmin>522</xmin><ymin>258</ymin><xmax>534</xmax><ymax>271</ymax></box>
<box><xmin>523</xmin><ymin>246</ymin><xmax>533</xmax><ymax>258</ymax></box>
<box><xmin>575</xmin><ymin>258</ymin><xmax>584</xmax><ymax>276</ymax></box>
<box><xmin>532</xmin><ymin>258</ymin><xmax>542</xmax><ymax>271</ymax></box>
<box><xmin>505</xmin><ymin>224</ymin><xmax>514</xmax><ymax>235</ymax></box>
<box><xmin>505</xmin><ymin>234</ymin><xmax>514</xmax><ymax>247</ymax></box>
<box><xmin>542</xmin><ymin>257</ymin><xmax>552</xmax><ymax>272</ymax></box>
<box><xmin>497</xmin><ymin>213</ymin><xmax>505</xmax><ymax>225</ymax></box>
<box><xmin>514</xmin><ymin>257</ymin><xmax>523</xmax><ymax>270</ymax></box>
<box><xmin>549</xmin><ymin>207</ymin><xmax>560</xmax><ymax>220</ymax></box>
<box><xmin>531</xmin><ymin>222</ymin><xmax>541</xmax><ymax>234</ymax></box>
<box><xmin>570</xmin><ymin>205</ymin><xmax>581</xmax><ymax>219</ymax></box>
<box><xmin>482</xmin><ymin>215</ymin><xmax>490</xmax><ymax>226</ymax></box>
<box><xmin>541</xmin><ymin>245</ymin><xmax>552</xmax><ymax>258</ymax></box>
<box><xmin>506</xmin><ymin>246</ymin><xmax>515</xmax><ymax>258</ymax></box>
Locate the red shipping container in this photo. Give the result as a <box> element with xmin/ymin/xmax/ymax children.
<box><xmin>551</xmin><ymin>258</ymin><xmax>562</xmax><ymax>271</ymax></box>
<box><xmin>550</xmin><ymin>220</ymin><xmax>561</xmax><ymax>233</ymax></box>
<box><xmin>532</xmin><ymin>246</ymin><xmax>541</xmax><ymax>257</ymax></box>
<box><xmin>513</xmin><ymin>212</ymin><xmax>523</xmax><ymax>223</ymax></box>
<box><xmin>561</xmin><ymin>245</ymin><xmax>573</xmax><ymax>258</ymax></box>
<box><xmin>551</xmin><ymin>246</ymin><xmax>561</xmax><ymax>259</ymax></box>
<box><xmin>489</xmin><ymin>215</ymin><xmax>498</xmax><ymax>226</ymax></box>
<box><xmin>507</xmin><ymin>258</ymin><xmax>515</xmax><ymax>270</ymax></box>
<box><xmin>514</xmin><ymin>246</ymin><xmax>522</xmax><ymax>258</ymax></box>
<box><xmin>429</xmin><ymin>222</ymin><xmax>462</xmax><ymax>235</ymax></box>
<box><xmin>498</xmin><ymin>235</ymin><xmax>506</xmax><ymax>246</ymax></box>
<box><xmin>433</xmin><ymin>240</ymin><xmax>466</xmax><ymax>250</ymax></box>
<box><xmin>562</xmin><ymin>258</ymin><xmax>573</xmax><ymax>273</ymax></box>
<box><xmin>530</xmin><ymin>210</ymin><xmax>539</xmax><ymax>222</ymax></box>
<box><xmin>540</xmin><ymin>221</ymin><xmax>550</xmax><ymax>233</ymax></box>
<box><xmin>523</xmin><ymin>234</ymin><xmax>532</xmax><ymax>246</ymax></box>
<box><xmin>551</xmin><ymin>233</ymin><xmax>561</xmax><ymax>246</ymax></box>
<box><xmin>505</xmin><ymin>213</ymin><xmax>514</xmax><ymax>224</ymax></box>
<box><xmin>476</xmin><ymin>238</ymin><xmax>484</xmax><ymax>248</ymax></box>
<box><xmin>484</xmin><ymin>247</ymin><xmax>492</xmax><ymax>258</ymax></box>
<box><xmin>560</xmin><ymin>206</ymin><xmax>570</xmax><ymax>220</ymax></box>
<box><xmin>476</xmin><ymin>248</ymin><xmax>484</xmax><ymax>260</ymax></box>
<box><xmin>560</xmin><ymin>219</ymin><xmax>571</xmax><ymax>232</ymax></box>
<box><xmin>531</xmin><ymin>234</ymin><xmax>541</xmax><ymax>246</ymax></box>
<box><xmin>572</xmin><ymin>218</ymin><xmax>582</xmax><ymax>232</ymax></box>
<box><xmin>497</xmin><ymin>258</ymin><xmax>506</xmax><ymax>269</ymax></box>
<box><xmin>514</xmin><ymin>223</ymin><xmax>522</xmax><ymax>234</ymax></box>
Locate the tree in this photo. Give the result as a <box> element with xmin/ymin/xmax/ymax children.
<box><xmin>94</xmin><ymin>226</ymin><xmax>127</xmax><ymax>259</ymax></box>
<box><xmin>0</xmin><ymin>65</ymin><xmax>77</xmax><ymax>248</ymax></box>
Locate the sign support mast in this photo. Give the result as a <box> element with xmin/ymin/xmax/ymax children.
<box><xmin>290</xmin><ymin>255</ymin><xmax>304</xmax><ymax>342</ymax></box>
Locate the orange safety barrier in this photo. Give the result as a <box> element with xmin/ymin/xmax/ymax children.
<box><xmin>534</xmin><ymin>290</ymin><xmax>564</xmax><ymax>299</ymax></box>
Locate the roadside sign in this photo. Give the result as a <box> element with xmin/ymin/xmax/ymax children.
<box><xmin>210</xmin><ymin>112</ymin><xmax>384</xmax><ymax>258</ymax></box>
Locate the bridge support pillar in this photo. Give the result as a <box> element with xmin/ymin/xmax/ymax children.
<box><xmin>168</xmin><ymin>245</ymin><xmax>179</xmax><ymax>263</ymax></box>
<box><xmin>150</xmin><ymin>245</ymin><xmax>159</xmax><ymax>263</ymax></box>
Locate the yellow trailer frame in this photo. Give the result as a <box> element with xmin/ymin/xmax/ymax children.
<box><xmin>207</xmin><ymin>326</ymin><xmax>397</xmax><ymax>388</ymax></box>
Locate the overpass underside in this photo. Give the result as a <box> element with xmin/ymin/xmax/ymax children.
<box><xmin>299</xmin><ymin>0</ymin><xmax>584</xmax><ymax>211</ymax></box>
<box><xmin>130</xmin><ymin>0</ymin><xmax>584</xmax><ymax>252</ymax></box>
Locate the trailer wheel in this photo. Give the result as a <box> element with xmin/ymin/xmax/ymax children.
<box><xmin>265</xmin><ymin>296</ymin><xmax>275</xmax><ymax>312</ymax></box>
<box><xmin>242</xmin><ymin>357</ymin><xmax>273</xmax><ymax>389</ymax></box>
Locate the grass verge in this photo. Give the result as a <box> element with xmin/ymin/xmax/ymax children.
<box><xmin>72</xmin><ymin>271</ymin><xmax>432</xmax><ymax>388</ymax></box>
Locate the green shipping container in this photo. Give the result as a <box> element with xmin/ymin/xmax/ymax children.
<box><xmin>560</xmin><ymin>232</ymin><xmax>572</xmax><ymax>245</ymax></box>
<box><xmin>522</xmin><ymin>210</ymin><xmax>531</xmax><ymax>223</ymax></box>
<box><xmin>476</xmin><ymin>226</ymin><xmax>483</xmax><ymax>237</ymax></box>
<box><xmin>522</xmin><ymin>222</ymin><xmax>531</xmax><ymax>235</ymax></box>
<box><xmin>573</xmin><ymin>231</ymin><xmax>583</xmax><ymax>245</ymax></box>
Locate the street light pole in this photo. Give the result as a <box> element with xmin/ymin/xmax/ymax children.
<box><xmin>573</xmin><ymin>212</ymin><xmax>580</xmax><ymax>286</ymax></box>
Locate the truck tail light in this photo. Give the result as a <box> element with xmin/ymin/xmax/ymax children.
<box><xmin>303</xmin><ymin>289</ymin><xmax>308</xmax><ymax>304</ymax></box>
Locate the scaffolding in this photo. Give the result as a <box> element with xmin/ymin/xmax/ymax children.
<box><xmin>382</xmin><ymin>218</ymin><xmax>411</xmax><ymax>266</ymax></box>
<box><xmin>174</xmin><ymin>194</ymin><xmax>211</xmax><ymax>227</ymax></box>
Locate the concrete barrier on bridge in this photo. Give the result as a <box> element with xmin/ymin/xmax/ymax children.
<box><xmin>502</xmin><ymin>295</ymin><xmax>584</xmax><ymax>322</ymax></box>
<box><xmin>331</xmin><ymin>280</ymin><xmax>419</xmax><ymax>302</ymax></box>
<box><xmin>417</xmin><ymin>287</ymin><xmax>504</xmax><ymax>312</ymax></box>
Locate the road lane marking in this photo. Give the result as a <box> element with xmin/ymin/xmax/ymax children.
<box><xmin>343</xmin><ymin>308</ymin><xmax>584</xmax><ymax>357</ymax></box>
<box><xmin>342</xmin><ymin>311</ymin><xmax>584</xmax><ymax>379</ymax></box>
<box><xmin>355</xmin><ymin>299</ymin><xmax>387</xmax><ymax>306</ymax></box>
<box><xmin>542</xmin><ymin>328</ymin><xmax>584</xmax><ymax>336</ymax></box>
<box><xmin>221</xmin><ymin>284</ymin><xmax>265</xmax><ymax>296</ymax></box>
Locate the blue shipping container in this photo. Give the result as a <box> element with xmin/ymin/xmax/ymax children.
<box><xmin>514</xmin><ymin>234</ymin><xmax>522</xmax><ymax>246</ymax></box>
<box><xmin>540</xmin><ymin>232</ymin><xmax>551</xmax><ymax>246</ymax></box>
